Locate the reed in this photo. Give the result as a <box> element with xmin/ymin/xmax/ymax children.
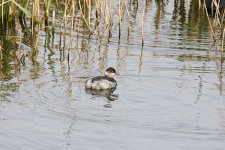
<box><xmin>78</xmin><ymin>0</ymin><xmax>92</xmax><ymax>32</ymax></box>
<box><xmin>69</xmin><ymin>7</ymin><xmax>74</xmax><ymax>49</ymax></box>
<box><xmin>201</xmin><ymin>0</ymin><xmax>225</xmax><ymax>70</ymax></box>
<box><xmin>0</xmin><ymin>0</ymin><xmax>149</xmax><ymax>62</ymax></box>
<box><xmin>18</xmin><ymin>0</ymin><xmax>30</xmax><ymax>17</ymax></box>
<box><xmin>44</xmin><ymin>0</ymin><xmax>52</xmax><ymax>26</ymax></box>
<box><xmin>1</xmin><ymin>0</ymin><xmax>4</xmax><ymax>22</ymax></box>
<box><xmin>221</xmin><ymin>26</ymin><xmax>225</xmax><ymax>69</ymax></box>
<box><xmin>104</xmin><ymin>1</ymin><xmax>113</xmax><ymax>38</ymax></box>
<box><xmin>118</xmin><ymin>0</ymin><xmax>122</xmax><ymax>39</ymax></box>
<box><xmin>0</xmin><ymin>44</ymin><xmax>2</xmax><ymax>61</ymax></box>
<box><xmin>0</xmin><ymin>0</ymin><xmax>142</xmax><ymax>39</ymax></box>
<box><xmin>141</xmin><ymin>2</ymin><xmax>145</xmax><ymax>46</ymax></box>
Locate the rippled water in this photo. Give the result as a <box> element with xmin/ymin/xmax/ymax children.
<box><xmin>1</xmin><ymin>0</ymin><xmax>225</xmax><ymax>149</ymax></box>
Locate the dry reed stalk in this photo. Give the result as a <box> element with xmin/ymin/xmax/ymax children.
<box><xmin>76</xmin><ymin>15</ymin><xmax>81</xmax><ymax>47</ymax></box>
<box><xmin>203</xmin><ymin>1</ymin><xmax>216</xmax><ymax>38</ymax></box>
<box><xmin>78</xmin><ymin>0</ymin><xmax>92</xmax><ymax>32</ymax></box>
<box><xmin>67</xmin><ymin>0</ymin><xmax>76</xmax><ymax>67</ymax></box>
<box><xmin>59</xmin><ymin>24</ymin><xmax>63</xmax><ymax>61</ymax></box>
<box><xmin>31</xmin><ymin>2</ymin><xmax>34</xmax><ymax>37</ymax></box>
<box><xmin>104</xmin><ymin>1</ymin><xmax>112</xmax><ymax>38</ymax></box>
<box><xmin>213</xmin><ymin>0</ymin><xmax>221</xmax><ymax>26</ymax></box>
<box><xmin>52</xmin><ymin>9</ymin><xmax>55</xmax><ymax>47</ymax></box>
<box><xmin>0</xmin><ymin>45</ymin><xmax>2</xmax><ymax>76</ymax></box>
<box><xmin>94</xmin><ymin>0</ymin><xmax>101</xmax><ymax>36</ymax></box>
<box><xmin>35</xmin><ymin>20</ymin><xmax>41</xmax><ymax>50</ymax></box>
<box><xmin>69</xmin><ymin>0</ymin><xmax>76</xmax><ymax>49</ymax></box>
<box><xmin>0</xmin><ymin>45</ymin><xmax>2</xmax><ymax>61</ymax></box>
<box><xmin>52</xmin><ymin>10</ymin><xmax>55</xmax><ymax>29</ymax></box>
<box><xmin>87</xmin><ymin>0</ymin><xmax>91</xmax><ymax>26</ymax></box>
<box><xmin>62</xmin><ymin>0</ymin><xmax>68</xmax><ymax>52</ymax></box>
<box><xmin>198</xmin><ymin>0</ymin><xmax>201</xmax><ymax>9</ymax></box>
<box><xmin>98</xmin><ymin>1</ymin><xmax>104</xmax><ymax>33</ymax></box>
<box><xmin>95</xmin><ymin>0</ymin><xmax>101</xmax><ymax>19</ymax></box>
<box><xmin>141</xmin><ymin>2</ymin><xmax>145</xmax><ymax>46</ymax></box>
<box><xmin>1</xmin><ymin>0</ymin><xmax>4</xmax><ymax>22</ymax></box>
<box><xmin>125</xmin><ymin>1</ymin><xmax>131</xmax><ymax>37</ymax></box>
<box><xmin>118</xmin><ymin>0</ymin><xmax>122</xmax><ymax>39</ymax></box>
<box><xmin>31</xmin><ymin>0</ymin><xmax>40</xmax><ymax>51</ymax></box>
<box><xmin>220</xmin><ymin>9</ymin><xmax>225</xmax><ymax>70</ymax></box>
<box><xmin>203</xmin><ymin>0</ymin><xmax>225</xmax><ymax>69</ymax></box>
<box><xmin>221</xmin><ymin>27</ymin><xmax>224</xmax><ymax>70</ymax></box>
<box><xmin>44</xmin><ymin>3</ymin><xmax>48</xmax><ymax>26</ymax></box>
<box><xmin>32</xmin><ymin>0</ymin><xmax>40</xmax><ymax>35</ymax></box>
<box><xmin>11</xmin><ymin>1</ymin><xmax>16</xmax><ymax>18</ymax></box>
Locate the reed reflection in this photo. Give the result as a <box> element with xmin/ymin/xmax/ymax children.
<box><xmin>0</xmin><ymin>20</ymin><xmax>18</xmax><ymax>81</ymax></box>
<box><xmin>154</xmin><ymin>0</ymin><xmax>166</xmax><ymax>31</ymax></box>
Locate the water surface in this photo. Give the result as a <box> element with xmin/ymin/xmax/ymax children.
<box><xmin>0</xmin><ymin>0</ymin><xmax>225</xmax><ymax>149</ymax></box>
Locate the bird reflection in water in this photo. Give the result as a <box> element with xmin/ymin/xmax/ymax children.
<box><xmin>85</xmin><ymin>88</ymin><xmax>119</xmax><ymax>108</ymax></box>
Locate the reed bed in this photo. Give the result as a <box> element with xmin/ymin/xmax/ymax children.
<box><xmin>0</xmin><ymin>0</ymin><xmax>145</xmax><ymax>41</ymax></box>
<box><xmin>199</xmin><ymin>0</ymin><xmax>225</xmax><ymax>71</ymax></box>
<box><xmin>0</xmin><ymin>0</ymin><xmax>146</xmax><ymax>64</ymax></box>
<box><xmin>0</xmin><ymin>0</ymin><xmax>224</xmax><ymax>70</ymax></box>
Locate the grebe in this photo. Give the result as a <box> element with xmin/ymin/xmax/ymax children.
<box><xmin>85</xmin><ymin>67</ymin><xmax>117</xmax><ymax>90</ymax></box>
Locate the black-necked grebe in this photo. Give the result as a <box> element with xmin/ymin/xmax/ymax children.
<box><xmin>85</xmin><ymin>67</ymin><xmax>117</xmax><ymax>90</ymax></box>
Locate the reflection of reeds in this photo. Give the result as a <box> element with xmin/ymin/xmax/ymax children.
<box><xmin>200</xmin><ymin>0</ymin><xmax>225</xmax><ymax>70</ymax></box>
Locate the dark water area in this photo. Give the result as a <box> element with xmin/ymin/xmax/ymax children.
<box><xmin>0</xmin><ymin>0</ymin><xmax>225</xmax><ymax>149</ymax></box>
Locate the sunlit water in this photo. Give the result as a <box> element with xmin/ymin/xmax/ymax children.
<box><xmin>1</xmin><ymin>0</ymin><xmax>225</xmax><ymax>149</ymax></box>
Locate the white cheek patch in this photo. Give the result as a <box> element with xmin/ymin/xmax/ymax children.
<box><xmin>104</xmin><ymin>71</ymin><xmax>109</xmax><ymax>76</ymax></box>
<box><xmin>104</xmin><ymin>72</ymin><xmax>115</xmax><ymax>77</ymax></box>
